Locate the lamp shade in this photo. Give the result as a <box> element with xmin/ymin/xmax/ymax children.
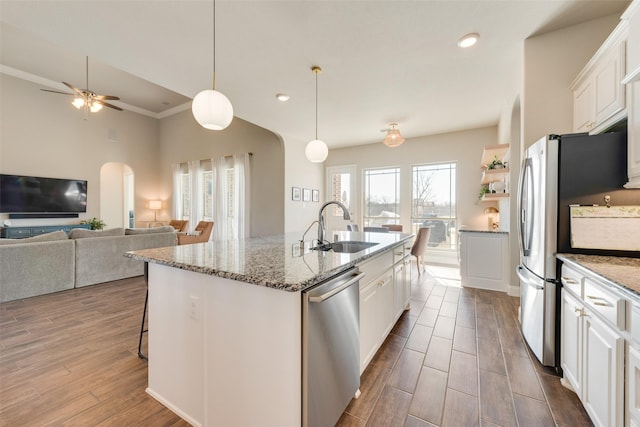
<box><xmin>149</xmin><ymin>200</ymin><xmax>162</xmax><ymax>210</ymax></box>
<box><xmin>383</xmin><ymin>124</ymin><xmax>405</xmax><ymax>148</ymax></box>
<box><xmin>192</xmin><ymin>89</ymin><xmax>234</xmax><ymax>130</ymax></box>
<box><xmin>305</xmin><ymin>139</ymin><xmax>328</xmax><ymax>163</ymax></box>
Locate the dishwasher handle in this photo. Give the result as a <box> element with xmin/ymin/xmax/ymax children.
<box><xmin>309</xmin><ymin>272</ymin><xmax>365</xmax><ymax>303</ymax></box>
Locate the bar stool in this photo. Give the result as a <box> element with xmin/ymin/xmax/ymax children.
<box><xmin>138</xmin><ymin>262</ymin><xmax>149</xmax><ymax>361</ymax></box>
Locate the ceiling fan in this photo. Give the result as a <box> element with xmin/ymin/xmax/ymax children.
<box><xmin>40</xmin><ymin>56</ymin><xmax>122</xmax><ymax>119</ymax></box>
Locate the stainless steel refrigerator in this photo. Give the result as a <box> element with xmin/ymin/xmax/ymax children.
<box><xmin>516</xmin><ymin>131</ymin><xmax>634</xmax><ymax>368</ymax></box>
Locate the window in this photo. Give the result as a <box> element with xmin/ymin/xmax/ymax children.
<box><xmin>412</xmin><ymin>162</ymin><xmax>457</xmax><ymax>250</ymax></box>
<box><xmin>180</xmin><ymin>169</ymin><xmax>191</xmax><ymax>220</ymax></box>
<box><xmin>202</xmin><ymin>169</ymin><xmax>214</xmax><ymax>221</ymax></box>
<box><xmin>363</xmin><ymin>168</ymin><xmax>400</xmax><ymax>227</ymax></box>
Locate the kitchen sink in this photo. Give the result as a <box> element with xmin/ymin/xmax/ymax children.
<box><xmin>312</xmin><ymin>241</ymin><xmax>379</xmax><ymax>254</ymax></box>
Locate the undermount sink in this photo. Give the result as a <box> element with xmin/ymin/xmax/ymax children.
<box><xmin>312</xmin><ymin>241</ymin><xmax>379</xmax><ymax>254</ymax></box>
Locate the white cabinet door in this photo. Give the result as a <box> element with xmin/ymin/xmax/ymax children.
<box><xmin>393</xmin><ymin>262</ymin><xmax>405</xmax><ymax>320</ymax></box>
<box><xmin>574</xmin><ymin>79</ymin><xmax>595</xmax><ymax>133</ymax></box>
<box><xmin>629</xmin><ymin>345</ymin><xmax>640</xmax><ymax>425</ymax></box>
<box><xmin>583</xmin><ymin>311</ymin><xmax>624</xmax><ymax>427</ymax></box>
<box><xmin>561</xmin><ymin>289</ymin><xmax>583</xmax><ymax>397</ymax></box>
<box><xmin>359</xmin><ymin>280</ymin><xmax>379</xmax><ymax>372</ymax></box>
<box><xmin>626</xmin><ymin>81</ymin><xmax>640</xmax><ymax>188</ymax></box>
<box><xmin>378</xmin><ymin>270</ymin><xmax>395</xmax><ymax>339</ymax></box>
<box><xmin>594</xmin><ymin>41</ymin><xmax>626</xmax><ymax>125</ymax></box>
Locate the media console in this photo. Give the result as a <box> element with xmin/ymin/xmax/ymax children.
<box><xmin>0</xmin><ymin>224</ymin><xmax>91</xmax><ymax>239</ymax></box>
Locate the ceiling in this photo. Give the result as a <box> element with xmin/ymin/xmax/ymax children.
<box><xmin>0</xmin><ymin>1</ymin><xmax>631</xmax><ymax>148</ymax></box>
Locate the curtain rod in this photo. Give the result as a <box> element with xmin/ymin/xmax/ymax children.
<box><xmin>223</xmin><ymin>152</ymin><xmax>253</xmax><ymax>159</ymax></box>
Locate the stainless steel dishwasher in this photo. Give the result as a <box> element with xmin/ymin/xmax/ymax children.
<box><xmin>302</xmin><ymin>267</ymin><xmax>364</xmax><ymax>427</ymax></box>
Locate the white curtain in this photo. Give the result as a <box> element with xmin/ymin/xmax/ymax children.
<box><xmin>233</xmin><ymin>153</ymin><xmax>251</xmax><ymax>239</ymax></box>
<box><xmin>214</xmin><ymin>156</ymin><xmax>229</xmax><ymax>241</ymax></box>
<box><xmin>171</xmin><ymin>163</ymin><xmax>182</xmax><ymax>220</ymax></box>
<box><xmin>187</xmin><ymin>160</ymin><xmax>202</xmax><ymax>233</ymax></box>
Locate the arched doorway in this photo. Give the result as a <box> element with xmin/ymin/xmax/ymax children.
<box><xmin>100</xmin><ymin>163</ymin><xmax>134</xmax><ymax>229</ymax></box>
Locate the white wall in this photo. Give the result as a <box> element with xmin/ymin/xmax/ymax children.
<box><xmin>158</xmin><ymin>109</ymin><xmax>285</xmax><ymax>237</ymax></box>
<box><xmin>0</xmin><ymin>73</ymin><xmax>161</xmax><ymax>227</ymax></box>
<box><xmin>522</xmin><ymin>13</ymin><xmax>621</xmax><ymax>148</ymax></box>
<box><xmin>282</xmin><ymin>134</ymin><xmax>325</xmax><ymax>233</ymax></box>
<box><xmin>100</xmin><ymin>162</ymin><xmax>125</xmax><ymax>228</ymax></box>
<box><xmin>325</xmin><ymin>126</ymin><xmax>498</xmax><ymax>233</ymax></box>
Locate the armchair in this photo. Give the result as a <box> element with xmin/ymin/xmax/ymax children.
<box><xmin>178</xmin><ymin>221</ymin><xmax>214</xmax><ymax>245</ymax></box>
<box><xmin>169</xmin><ymin>219</ymin><xmax>189</xmax><ymax>232</ymax></box>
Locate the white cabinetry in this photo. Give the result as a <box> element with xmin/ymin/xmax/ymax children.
<box><xmin>625</xmin><ymin>78</ymin><xmax>640</xmax><ymax>188</ymax></box>
<box><xmin>358</xmin><ymin>240</ymin><xmax>412</xmax><ymax>373</ymax></box>
<box><xmin>459</xmin><ymin>231</ymin><xmax>509</xmax><ymax>292</ymax></box>
<box><xmin>571</xmin><ymin>22</ymin><xmax>627</xmax><ymax>134</ymax></box>
<box><xmin>628</xmin><ymin>302</ymin><xmax>640</xmax><ymax>427</ymax></box>
<box><xmin>559</xmin><ymin>262</ymin><xmax>626</xmax><ymax>427</ymax></box>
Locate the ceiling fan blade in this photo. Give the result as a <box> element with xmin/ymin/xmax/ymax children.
<box><xmin>40</xmin><ymin>89</ymin><xmax>74</xmax><ymax>96</ymax></box>
<box><xmin>63</xmin><ymin>81</ymin><xmax>83</xmax><ymax>95</ymax></box>
<box><xmin>97</xmin><ymin>100</ymin><xmax>123</xmax><ymax>111</ymax></box>
<box><xmin>94</xmin><ymin>95</ymin><xmax>120</xmax><ymax>101</ymax></box>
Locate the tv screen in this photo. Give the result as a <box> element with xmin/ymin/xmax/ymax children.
<box><xmin>0</xmin><ymin>174</ymin><xmax>87</xmax><ymax>213</ymax></box>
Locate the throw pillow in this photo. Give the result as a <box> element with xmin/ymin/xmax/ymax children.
<box><xmin>125</xmin><ymin>226</ymin><xmax>176</xmax><ymax>235</ymax></box>
<box><xmin>68</xmin><ymin>227</ymin><xmax>125</xmax><ymax>239</ymax></box>
<box><xmin>0</xmin><ymin>230</ymin><xmax>68</xmax><ymax>246</ymax></box>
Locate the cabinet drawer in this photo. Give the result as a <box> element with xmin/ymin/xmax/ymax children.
<box><xmin>584</xmin><ymin>277</ymin><xmax>626</xmax><ymax>330</ymax></box>
<box><xmin>358</xmin><ymin>251</ymin><xmax>393</xmax><ymax>288</ymax></box>
<box><xmin>560</xmin><ymin>265</ymin><xmax>583</xmax><ymax>298</ymax></box>
<box><xmin>392</xmin><ymin>242</ymin><xmax>411</xmax><ymax>264</ymax></box>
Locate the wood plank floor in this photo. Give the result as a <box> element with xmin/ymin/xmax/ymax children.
<box><xmin>0</xmin><ymin>265</ymin><xmax>593</xmax><ymax>426</ymax></box>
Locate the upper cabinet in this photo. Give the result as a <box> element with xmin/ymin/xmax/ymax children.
<box><xmin>570</xmin><ymin>22</ymin><xmax>628</xmax><ymax>134</ymax></box>
<box><xmin>622</xmin><ymin>0</ymin><xmax>640</xmax><ymax>188</ymax></box>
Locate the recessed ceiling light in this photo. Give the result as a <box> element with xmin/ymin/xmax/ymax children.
<box><xmin>457</xmin><ymin>33</ymin><xmax>479</xmax><ymax>48</ymax></box>
<box><xmin>276</xmin><ymin>93</ymin><xmax>290</xmax><ymax>102</ymax></box>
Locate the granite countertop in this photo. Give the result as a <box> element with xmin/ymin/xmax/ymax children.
<box><xmin>557</xmin><ymin>253</ymin><xmax>640</xmax><ymax>297</ymax></box>
<box><xmin>125</xmin><ymin>231</ymin><xmax>414</xmax><ymax>293</ymax></box>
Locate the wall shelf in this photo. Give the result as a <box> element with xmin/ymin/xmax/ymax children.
<box><xmin>481</xmin><ymin>167</ymin><xmax>510</xmax><ymax>184</ymax></box>
<box><xmin>481</xmin><ymin>144</ymin><xmax>510</xmax><ymax>168</ymax></box>
<box><xmin>480</xmin><ymin>193</ymin><xmax>510</xmax><ymax>202</ymax></box>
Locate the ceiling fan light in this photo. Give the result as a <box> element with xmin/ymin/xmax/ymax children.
<box><xmin>89</xmin><ymin>101</ymin><xmax>103</xmax><ymax>113</ymax></box>
<box><xmin>192</xmin><ymin>89</ymin><xmax>234</xmax><ymax>130</ymax></box>
<box><xmin>382</xmin><ymin>123</ymin><xmax>405</xmax><ymax>148</ymax></box>
<box><xmin>305</xmin><ymin>139</ymin><xmax>328</xmax><ymax>163</ymax></box>
<box><xmin>72</xmin><ymin>97</ymin><xmax>85</xmax><ymax>109</ymax></box>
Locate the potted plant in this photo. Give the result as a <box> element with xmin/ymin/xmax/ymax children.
<box><xmin>487</xmin><ymin>155</ymin><xmax>508</xmax><ymax>170</ymax></box>
<box><xmin>81</xmin><ymin>217</ymin><xmax>106</xmax><ymax>230</ymax></box>
<box><xmin>478</xmin><ymin>185</ymin><xmax>490</xmax><ymax>201</ymax></box>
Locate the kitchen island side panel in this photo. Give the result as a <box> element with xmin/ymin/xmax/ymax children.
<box><xmin>147</xmin><ymin>263</ymin><xmax>301</xmax><ymax>427</ymax></box>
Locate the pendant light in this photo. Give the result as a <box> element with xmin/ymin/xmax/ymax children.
<box><xmin>192</xmin><ymin>0</ymin><xmax>233</xmax><ymax>130</ymax></box>
<box><xmin>305</xmin><ymin>66</ymin><xmax>329</xmax><ymax>163</ymax></box>
<box><xmin>382</xmin><ymin>123</ymin><xmax>405</xmax><ymax>148</ymax></box>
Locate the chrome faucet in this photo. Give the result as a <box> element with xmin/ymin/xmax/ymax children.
<box><xmin>317</xmin><ymin>201</ymin><xmax>351</xmax><ymax>245</ymax></box>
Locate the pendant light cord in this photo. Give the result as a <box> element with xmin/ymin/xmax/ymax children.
<box><xmin>315</xmin><ymin>70</ymin><xmax>318</xmax><ymax>140</ymax></box>
<box><xmin>212</xmin><ymin>0</ymin><xmax>216</xmax><ymax>90</ymax></box>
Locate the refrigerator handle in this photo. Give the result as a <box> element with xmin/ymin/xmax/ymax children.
<box><xmin>517</xmin><ymin>266</ymin><xmax>544</xmax><ymax>290</ymax></box>
<box><xmin>517</xmin><ymin>158</ymin><xmax>533</xmax><ymax>257</ymax></box>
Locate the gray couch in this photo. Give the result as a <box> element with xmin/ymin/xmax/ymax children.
<box><xmin>0</xmin><ymin>227</ymin><xmax>177</xmax><ymax>302</ymax></box>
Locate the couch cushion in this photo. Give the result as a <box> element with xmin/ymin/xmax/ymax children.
<box><xmin>68</xmin><ymin>228</ymin><xmax>125</xmax><ymax>239</ymax></box>
<box><xmin>125</xmin><ymin>226</ymin><xmax>176</xmax><ymax>235</ymax></box>
<box><xmin>0</xmin><ymin>230</ymin><xmax>68</xmax><ymax>245</ymax></box>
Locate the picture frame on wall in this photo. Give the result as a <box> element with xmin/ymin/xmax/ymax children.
<box><xmin>302</xmin><ymin>188</ymin><xmax>311</xmax><ymax>202</ymax></box>
<box><xmin>312</xmin><ymin>189</ymin><xmax>319</xmax><ymax>202</ymax></box>
<box><xmin>292</xmin><ymin>187</ymin><xmax>301</xmax><ymax>201</ymax></box>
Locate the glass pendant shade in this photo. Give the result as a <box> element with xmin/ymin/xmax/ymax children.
<box><xmin>72</xmin><ymin>97</ymin><xmax>85</xmax><ymax>109</ymax></box>
<box><xmin>305</xmin><ymin>139</ymin><xmax>328</xmax><ymax>163</ymax></box>
<box><xmin>382</xmin><ymin>124</ymin><xmax>405</xmax><ymax>148</ymax></box>
<box><xmin>192</xmin><ymin>89</ymin><xmax>234</xmax><ymax>130</ymax></box>
<box><xmin>89</xmin><ymin>102</ymin><xmax>103</xmax><ymax>113</ymax></box>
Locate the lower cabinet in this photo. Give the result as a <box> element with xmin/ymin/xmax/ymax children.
<box><xmin>559</xmin><ymin>261</ymin><xmax>626</xmax><ymax>427</ymax></box>
<box><xmin>629</xmin><ymin>345</ymin><xmax>640</xmax><ymax>427</ymax></box>
<box><xmin>582</xmin><ymin>308</ymin><xmax>624</xmax><ymax>427</ymax></box>
<box><xmin>561</xmin><ymin>289</ymin><xmax>583</xmax><ymax>397</ymax></box>
<box><xmin>358</xmin><ymin>241</ymin><xmax>412</xmax><ymax>373</ymax></box>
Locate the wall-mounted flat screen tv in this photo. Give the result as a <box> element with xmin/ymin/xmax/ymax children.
<box><xmin>0</xmin><ymin>174</ymin><xmax>87</xmax><ymax>213</ymax></box>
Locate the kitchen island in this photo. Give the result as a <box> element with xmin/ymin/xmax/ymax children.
<box><xmin>125</xmin><ymin>230</ymin><xmax>413</xmax><ymax>427</ymax></box>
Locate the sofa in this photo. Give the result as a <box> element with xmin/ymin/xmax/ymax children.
<box><xmin>0</xmin><ymin>227</ymin><xmax>177</xmax><ymax>302</ymax></box>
